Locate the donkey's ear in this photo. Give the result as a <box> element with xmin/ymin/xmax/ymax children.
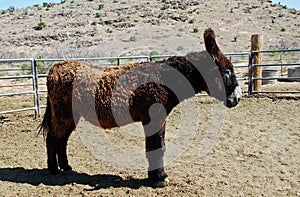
<box><xmin>204</xmin><ymin>28</ymin><xmax>216</xmax><ymax>41</ymax></box>
<box><xmin>203</xmin><ymin>28</ymin><xmax>233</xmax><ymax>69</ymax></box>
<box><xmin>204</xmin><ymin>28</ymin><xmax>220</xmax><ymax>61</ymax></box>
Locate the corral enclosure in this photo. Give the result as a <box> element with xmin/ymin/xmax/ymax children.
<box><xmin>0</xmin><ymin>95</ymin><xmax>299</xmax><ymax>196</ymax></box>
<box><xmin>0</xmin><ymin>50</ymin><xmax>300</xmax><ymax>196</ymax></box>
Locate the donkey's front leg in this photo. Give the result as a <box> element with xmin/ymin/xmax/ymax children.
<box><xmin>144</xmin><ymin>123</ymin><xmax>169</xmax><ymax>187</ymax></box>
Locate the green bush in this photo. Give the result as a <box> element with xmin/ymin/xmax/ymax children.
<box><xmin>161</xmin><ymin>4</ymin><xmax>169</xmax><ymax>10</ymax></box>
<box><xmin>157</xmin><ymin>13</ymin><xmax>163</xmax><ymax>18</ymax></box>
<box><xmin>290</xmin><ymin>9</ymin><xmax>297</xmax><ymax>14</ymax></box>
<box><xmin>192</xmin><ymin>27</ymin><xmax>199</xmax><ymax>33</ymax></box>
<box><xmin>149</xmin><ymin>51</ymin><xmax>159</xmax><ymax>56</ymax></box>
<box><xmin>35</xmin><ymin>22</ymin><xmax>46</xmax><ymax>30</ymax></box>
<box><xmin>188</xmin><ymin>18</ymin><xmax>195</xmax><ymax>24</ymax></box>
<box><xmin>95</xmin><ymin>12</ymin><xmax>102</xmax><ymax>18</ymax></box>
<box><xmin>98</xmin><ymin>4</ymin><xmax>104</xmax><ymax>10</ymax></box>
<box><xmin>149</xmin><ymin>51</ymin><xmax>160</xmax><ymax>61</ymax></box>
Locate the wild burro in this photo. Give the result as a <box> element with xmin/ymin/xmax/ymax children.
<box><xmin>39</xmin><ymin>28</ymin><xmax>241</xmax><ymax>187</ymax></box>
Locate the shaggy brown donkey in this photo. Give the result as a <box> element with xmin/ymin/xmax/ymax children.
<box><xmin>39</xmin><ymin>28</ymin><xmax>241</xmax><ymax>187</ymax></box>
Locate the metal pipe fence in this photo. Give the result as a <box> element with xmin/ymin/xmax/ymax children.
<box><xmin>0</xmin><ymin>58</ymin><xmax>40</xmax><ymax>117</ymax></box>
<box><xmin>0</xmin><ymin>50</ymin><xmax>299</xmax><ymax>118</ymax></box>
<box><xmin>249</xmin><ymin>48</ymin><xmax>300</xmax><ymax>94</ymax></box>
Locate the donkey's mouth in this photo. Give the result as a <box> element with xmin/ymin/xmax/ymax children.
<box><xmin>226</xmin><ymin>86</ymin><xmax>242</xmax><ymax>108</ymax></box>
<box><xmin>226</xmin><ymin>97</ymin><xmax>240</xmax><ymax>108</ymax></box>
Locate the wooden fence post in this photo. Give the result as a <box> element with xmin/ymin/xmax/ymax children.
<box><xmin>251</xmin><ymin>34</ymin><xmax>263</xmax><ymax>92</ymax></box>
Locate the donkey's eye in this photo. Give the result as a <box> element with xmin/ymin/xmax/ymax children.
<box><xmin>223</xmin><ymin>70</ymin><xmax>231</xmax><ymax>76</ymax></box>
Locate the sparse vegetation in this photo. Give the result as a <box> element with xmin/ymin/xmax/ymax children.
<box><xmin>35</xmin><ymin>22</ymin><xmax>47</xmax><ymax>30</ymax></box>
<box><xmin>244</xmin><ymin>8</ymin><xmax>251</xmax><ymax>14</ymax></box>
<box><xmin>95</xmin><ymin>12</ymin><xmax>102</xmax><ymax>18</ymax></box>
<box><xmin>43</xmin><ymin>3</ymin><xmax>49</xmax><ymax>7</ymax></box>
<box><xmin>98</xmin><ymin>4</ymin><xmax>104</xmax><ymax>10</ymax></box>
<box><xmin>105</xmin><ymin>28</ymin><xmax>113</xmax><ymax>33</ymax></box>
<box><xmin>290</xmin><ymin>9</ymin><xmax>297</xmax><ymax>15</ymax></box>
<box><xmin>129</xmin><ymin>35</ymin><xmax>137</xmax><ymax>42</ymax></box>
<box><xmin>192</xmin><ymin>27</ymin><xmax>199</xmax><ymax>33</ymax></box>
<box><xmin>149</xmin><ymin>50</ymin><xmax>159</xmax><ymax>56</ymax></box>
<box><xmin>0</xmin><ymin>0</ymin><xmax>298</xmax><ymax>60</ymax></box>
<box><xmin>1</xmin><ymin>10</ymin><xmax>8</xmax><ymax>14</ymax></box>
<box><xmin>188</xmin><ymin>8</ymin><xmax>198</xmax><ymax>14</ymax></box>
<box><xmin>161</xmin><ymin>4</ymin><xmax>169</xmax><ymax>10</ymax></box>
<box><xmin>233</xmin><ymin>36</ymin><xmax>238</xmax><ymax>42</ymax></box>
<box><xmin>188</xmin><ymin>18</ymin><xmax>195</xmax><ymax>24</ymax></box>
<box><xmin>177</xmin><ymin>45</ymin><xmax>184</xmax><ymax>51</ymax></box>
<box><xmin>8</xmin><ymin>6</ymin><xmax>16</xmax><ymax>12</ymax></box>
<box><xmin>119</xmin><ymin>17</ymin><xmax>126</xmax><ymax>22</ymax></box>
<box><xmin>109</xmin><ymin>58</ymin><xmax>117</xmax><ymax>64</ymax></box>
<box><xmin>157</xmin><ymin>13</ymin><xmax>164</xmax><ymax>18</ymax></box>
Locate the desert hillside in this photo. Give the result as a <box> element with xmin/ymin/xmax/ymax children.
<box><xmin>0</xmin><ymin>0</ymin><xmax>299</xmax><ymax>58</ymax></box>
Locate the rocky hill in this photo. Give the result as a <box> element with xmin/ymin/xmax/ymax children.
<box><xmin>0</xmin><ymin>0</ymin><xmax>299</xmax><ymax>58</ymax></box>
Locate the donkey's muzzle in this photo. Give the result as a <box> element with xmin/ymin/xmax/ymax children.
<box><xmin>226</xmin><ymin>86</ymin><xmax>242</xmax><ymax>108</ymax></box>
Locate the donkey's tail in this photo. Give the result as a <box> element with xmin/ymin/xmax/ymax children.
<box><xmin>38</xmin><ymin>96</ymin><xmax>51</xmax><ymax>138</ymax></box>
<box><xmin>203</xmin><ymin>28</ymin><xmax>223</xmax><ymax>61</ymax></box>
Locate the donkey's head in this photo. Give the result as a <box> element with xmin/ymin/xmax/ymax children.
<box><xmin>204</xmin><ymin>28</ymin><xmax>242</xmax><ymax>108</ymax></box>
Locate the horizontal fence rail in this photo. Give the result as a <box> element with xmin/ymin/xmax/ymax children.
<box><xmin>249</xmin><ymin>48</ymin><xmax>300</xmax><ymax>94</ymax></box>
<box><xmin>0</xmin><ymin>49</ymin><xmax>299</xmax><ymax>118</ymax></box>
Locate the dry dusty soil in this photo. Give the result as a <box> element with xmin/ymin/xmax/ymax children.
<box><xmin>0</xmin><ymin>95</ymin><xmax>299</xmax><ymax>196</ymax></box>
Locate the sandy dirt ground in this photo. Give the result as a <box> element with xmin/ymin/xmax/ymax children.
<box><xmin>0</xmin><ymin>95</ymin><xmax>299</xmax><ymax>196</ymax></box>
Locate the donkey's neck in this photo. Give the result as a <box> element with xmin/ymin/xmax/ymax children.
<box><xmin>162</xmin><ymin>55</ymin><xmax>209</xmax><ymax>98</ymax></box>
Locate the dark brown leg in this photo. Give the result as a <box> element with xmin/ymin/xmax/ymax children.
<box><xmin>144</xmin><ymin>122</ymin><xmax>168</xmax><ymax>185</ymax></box>
<box><xmin>46</xmin><ymin>132</ymin><xmax>59</xmax><ymax>175</ymax></box>
<box><xmin>47</xmin><ymin>119</ymin><xmax>76</xmax><ymax>174</ymax></box>
<box><xmin>57</xmin><ymin>134</ymin><xmax>72</xmax><ymax>172</ymax></box>
<box><xmin>57</xmin><ymin>120</ymin><xmax>77</xmax><ymax>172</ymax></box>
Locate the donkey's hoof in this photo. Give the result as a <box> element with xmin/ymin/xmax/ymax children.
<box><xmin>60</xmin><ymin>165</ymin><xmax>72</xmax><ymax>172</ymax></box>
<box><xmin>153</xmin><ymin>178</ymin><xmax>169</xmax><ymax>188</ymax></box>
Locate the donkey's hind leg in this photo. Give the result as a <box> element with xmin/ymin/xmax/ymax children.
<box><xmin>46</xmin><ymin>132</ymin><xmax>60</xmax><ymax>175</ymax></box>
<box><xmin>46</xmin><ymin>118</ymin><xmax>76</xmax><ymax>174</ymax></box>
<box><xmin>57</xmin><ymin>122</ymin><xmax>76</xmax><ymax>172</ymax></box>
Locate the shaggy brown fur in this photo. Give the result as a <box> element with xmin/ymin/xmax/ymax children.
<box><xmin>39</xmin><ymin>28</ymin><xmax>241</xmax><ymax>186</ymax></box>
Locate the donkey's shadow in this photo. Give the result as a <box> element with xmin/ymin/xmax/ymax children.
<box><xmin>0</xmin><ymin>167</ymin><xmax>150</xmax><ymax>190</ymax></box>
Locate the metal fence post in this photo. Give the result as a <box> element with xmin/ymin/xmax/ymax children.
<box><xmin>248</xmin><ymin>53</ymin><xmax>253</xmax><ymax>95</ymax></box>
<box><xmin>32</xmin><ymin>59</ymin><xmax>41</xmax><ymax>118</ymax></box>
<box><xmin>149</xmin><ymin>56</ymin><xmax>153</xmax><ymax>62</ymax></box>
